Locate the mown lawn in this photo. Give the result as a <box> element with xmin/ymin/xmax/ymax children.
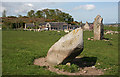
<box><xmin>2</xmin><ymin>26</ymin><xmax>118</xmax><ymax>76</ymax></box>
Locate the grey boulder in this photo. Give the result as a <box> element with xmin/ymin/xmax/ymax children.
<box><xmin>46</xmin><ymin>27</ymin><xmax>84</xmax><ymax>65</ymax></box>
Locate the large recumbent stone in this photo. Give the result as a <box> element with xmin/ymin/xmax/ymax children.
<box><xmin>46</xmin><ymin>28</ymin><xmax>84</xmax><ymax>65</ymax></box>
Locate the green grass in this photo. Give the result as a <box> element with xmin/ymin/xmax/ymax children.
<box><xmin>2</xmin><ymin>26</ymin><xmax>118</xmax><ymax>76</ymax></box>
<box><xmin>54</xmin><ymin>64</ymin><xmax>79</xmax><ymax>73</ymax></box>
<box><xmin>2</xmin><ymin>31</ymin><xmax>66</xmax><ymax>75</ymax></box>
<box><xmin>82</xmin><ymin>30</ymin><xmax>118</xmax><ymax>75</ymax></box>
<box><xmin>104</xmin><ymin>26</ymin><xmax>118</xmax><ymax>31</ymax></box>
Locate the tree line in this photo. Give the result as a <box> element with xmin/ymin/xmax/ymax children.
<box><xmin>1</xmin><ymin>9</ymin><xmax>82</xmax><ymax>29</ymax></box>
<box><xmin>27</xmin><ymin>9</ymin><xmax>74</xmax><ymax>23</ymax></box>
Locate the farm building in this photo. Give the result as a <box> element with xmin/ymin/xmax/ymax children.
<box><xmin>25</xmin><ymin>23</ymin><xmax>35</xmax><ymax>29</ymax></box>
<box><xmin>39</xmin><ymin>22</ymin><xmax>84</xmax><ymax>30</ymax></box>
<box><xmin>24</xmin><ymin>22</ymin><xmax>83</xmax><ymax>31</ymax></box>
<box><xmin>39</xmin><ymin>22</ymin><xmax>68</xmax><ymax>30</ymax></box>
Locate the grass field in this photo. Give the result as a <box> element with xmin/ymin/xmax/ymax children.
<box><xmin>2</xmin><ymin>26</ymin><xmax>118</xmax><ymax>76</ymax></box>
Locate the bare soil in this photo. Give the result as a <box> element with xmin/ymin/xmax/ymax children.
<box><xmin>34</xmin><ymin>57</ymin><xmax>104</xmax><ymax>75</ymax></box>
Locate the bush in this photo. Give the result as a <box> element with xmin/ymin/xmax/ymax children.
<box><xmin>27</xmin><ymin>26</ymin><xmax>31</xmax><ymax>29</ymax></box>
<box><xmin>2</xmin><ymin>25</ymin><xmax>7</xmax><ymax>30</ymax></box>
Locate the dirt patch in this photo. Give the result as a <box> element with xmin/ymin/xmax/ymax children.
<box><xmin>34</xmin><ymin>57</ymin><xmax>104</xmax><ymax>75</ymax></box>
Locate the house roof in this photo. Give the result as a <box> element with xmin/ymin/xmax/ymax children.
<box><xmin>39</xmin><ymin>22</ymin><xmax>85</xmax><ymax>28</ymax></box>
<box><xmin>39</xmin><ymin>22</ymin><xmax>68</xmax><ymax>26</ymax></box>
<box><xmin>39</xmin><ymin>22</ymin><xmax>46</xmax><ymax>26</ymax></box>
<box><xmin>50</xmin><ymin>22</ymin><xmax>68</xmax><ymax>26</ymax></box>
<box><xmin>26</xmin><ymin>23</ymin><xmax>35</xmax><ymax>27</ymax></box>
<box><xmin>71</xmin><ymin>25</ymin><xmax>82</xmax><ymax>27</ymax></box>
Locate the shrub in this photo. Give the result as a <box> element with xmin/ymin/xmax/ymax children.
<box><xmin>27</xmin><ymin>26</ymin><xmax>31</xmax><ymax>29</ymax></box>
<box><xmin>2</xmin><ymin>25</ymin><xmax>7</xmax><ymax>30</ymax></box>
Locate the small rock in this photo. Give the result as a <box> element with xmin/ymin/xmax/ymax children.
<box><xmin>104</xmin><ymin>40</ymin><xmax>109</xmax><ymax>41</ymax></box>
<box><xmin>88</xmin><ymin>38</ymin><xmax>91</xmax><ymax>40</ymax></box>
<box><xmin>91</xmin><ymin>39</ymin><xmax>93</xmax><ymax>41</ymax></box>
<box><xmin>91</xmin><ymin>37</ymin><xmax>93</xmax><ymax>38</ymax></box>
<box><xmin>83</xmin><ymin>70</ymin><xmax>87</xmax><ymax>73</ymax></box>
<box><xmin>57</xmin><ymin>31</ymin><xmax>60</xmax><ymax>32</ymax></box>
<box><xmin>106</xmin><ymin>31</ymin><xmax>110</xmax><ymax>34</ymax></box>
<box><xmin>98</xmin><ymin>63</ymin><xmax>100</xmax><ymax>65</ymax></box>
<box><xmin>114</xmin><ymin>31</ymin><xmax>118</xmax><ymax>34</ymax></box>
<box><xmin>64</xmin><ymin>30</ymin><xmax>69</xmax><ymax>33</ymax></box>
<box><xmin>92</xmin><ymin>66</ymin><xmax>95</xmax><ymax>69</ymax></box>
<box><xmin>66</xmin><ymin>62</ymin><xmax>71</xmax><ymax>66</ymax></box>
<box><xmin>56</xmin><ymin>68</ymin><xmax>59</xmax><ymax>71</ymax></box>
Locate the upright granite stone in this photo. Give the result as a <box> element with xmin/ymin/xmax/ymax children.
<box><xmin>46</xmin><ymin>28</ymin><xmax>83</xmax><ymax>65</ymax></box>
<box><xmin>83</xmin><ymin>21</ymin><xmax>90</xmax><ymax>30</ymax></box>
<box><xmin>94</xmin><ymin>15</ymin><xmax>104</xmax><ymax>40</ymax></box>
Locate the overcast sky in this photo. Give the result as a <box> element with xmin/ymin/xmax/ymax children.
<box><xmin>0</xmin><ymin>1</ymin><xmax>119</xmax><ymax>24</ymax></box>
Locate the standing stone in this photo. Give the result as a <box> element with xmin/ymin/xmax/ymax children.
<box><xmin>83</xmin><ymin>21</ymin><xmax>90</xmax><ymax>30</ymax></box>
<box><xmin>94</xmin><ymin>15</ymin><xmax>104</xmax><ymax>40</ymax></box>
<box><xmin>46</xmin><ymin>28</ymin><xmax>83</xmax><ymax>65</ymax></box>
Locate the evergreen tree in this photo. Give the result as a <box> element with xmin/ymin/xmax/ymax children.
<box><xmin>2</xmin><ymin>10</ymin><xmax>6</xmax><ymax>17</ymax></box>
<box><xmin>27</xmin><ymin>10</ymin><xmax>35</xmax><ymax>17</ymax></box>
